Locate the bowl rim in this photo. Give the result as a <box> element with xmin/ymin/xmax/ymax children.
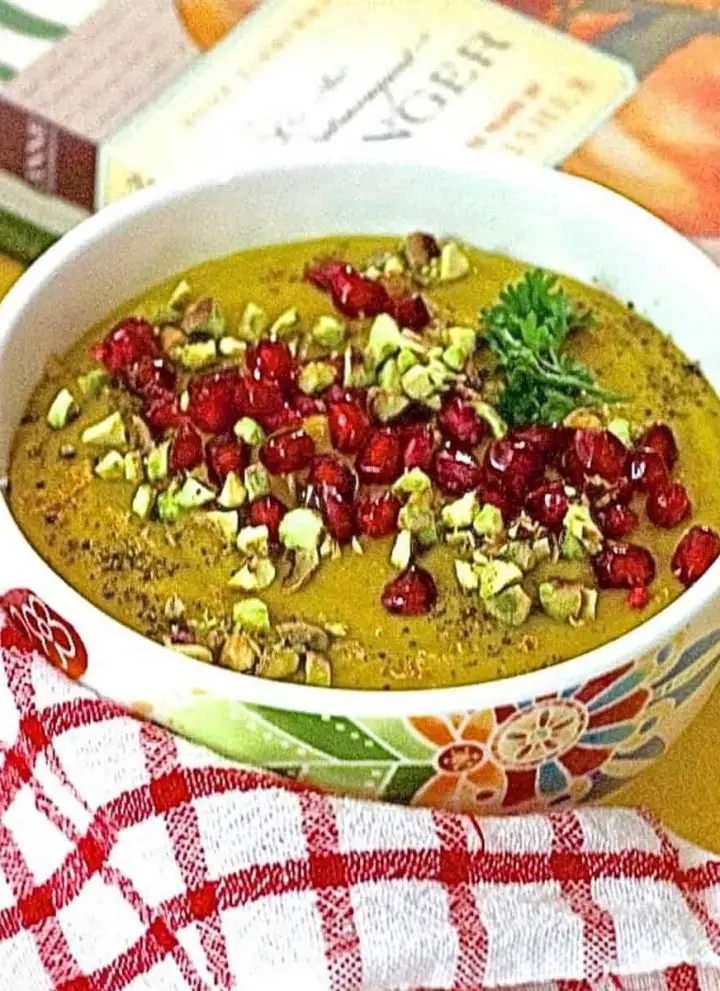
<box><xmin>2</xmin><ymin>144</ymin><xmax>720</xmax><ymax>718</ymax></box>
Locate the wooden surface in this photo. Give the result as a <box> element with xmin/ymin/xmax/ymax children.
<box><xmin>2</xmin><ymin>253</ymin><xmax>718</xmax><ymax>853</ymax></box>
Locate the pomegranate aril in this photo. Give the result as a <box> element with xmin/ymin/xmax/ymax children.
<box><xmin>249</xmin><ymin>495</ymin><xmax>287</xmax><ymax>543</ymax></box>
<box><xmin>206</xmin><ymin>436</ymin><xmax>248</xmax><ymax>483</ymax></box>
<box><xmin>261</xmin><ymin>403</ymin><xmax>303</xmax><ymax>434</ymax></box>
<box><xmin>640</xmin><ymin>423</ymin><xmax>678</xmax><ymax>471</ymax></box>
<box><xmin>595</xmin><ymin>502</ymin><xmax>638</xmax><ymax>539</ymax></box>
<box><xmin>627</xmin><ymin>587</ymin><xmax>650</xmax><ymax>610</ymax></box>
<box><xmin>305</xmin><ymin>259</ymin><xmax>348</xmax><ymax>292</ymax></box>
<box><xmin>590</xmin><ymin>477</ymin><xmax>634</xmax><ymax>509</ymax></box>
<box><xmin>484</xmin><ymin>437</ymin><xmax>544</xmax><ymax>501</ymax></box>
<box><xmin>592</xmin><ymin>542</ymin><xmax>656</xmax><ymax>589</ymax></box>
<box><xmin>320</xmin><ymin>490</ymin><xmax>356</xmax><ymax>544</ymax></box>
<box><xmin>355</xmin><ymin>491</ymin><xmax>402</xmax><ymax>538</ymax></box>
<box><xmin>329</xmin><ymin>401</ymin><xmax>371</xmax><ymax>454</ymax></box>
<box><xmin>646</xmin><ymin>482</ymin><xmax>691</xmax><ymax>529</ymax></box>
<box><xmin>247</xmin><ymin>340</ymin><xmax>294</xmax><ymax>390</ymax></box>
<box><xmin>169</xmin><ymin>423</ymin><xmax>203</xmax><ymax>474</ymax></box>
<box><xmin>238</xmin><ymin>375</ymin><xmax>286</xmax><ymax>424</ymax></box>
<box><xmin>356</xmin><ymin>428</ymin><xmax>404</xmax><ymax>485</ymax></box>
<box><xmin>476</xmin><ymin>482</ymin><xmax>517</xmax><ymax>523</ymax></box>
<box><xmin>513</xmin><ymin>426</ymin><xmax>569</xmax><ymax>466</ymax></box>
<box><xmin>437</xmin><ymin>395</ymin><xmax>485</xmax><ymax>451</ymax></box>
<box><xmin>626</xmin><ymin>447</ymin><xmax>668</xmax><ymax>493</ymax></box>
<box><xmin>672</xmin><ymin>526</ymin><xmax>720</xmax><ymax>587</ymax></box>
<box><xmin>292</xmin><ymin>393</ymin><xmax>327</xmax><ymax>417</ymax></box>
<box><xmin>126</xmin><ymin>356</ymin><xmax>176</xmax><ymax>398</ymax></box>
<box><xmin>390</xmin><ymin>293</ymin><xmax>430</xmax><ymax>331</ymax></box>
<box><xmin>403</xmin><ymin>423</ymin><xmax>435</xmax><ymax>472</ymax></box>
<box><xmin>188</xmin><ymin>369</ymin><xmax>242</xmax><ymax>434</ymax></box>
<box><xmin>260</xmin><ymin>427</ymin><xmax>315</xmax><ymax>475</ymax></box>
<box><xmin>143</xmin><ymin>394</ymin><xmax>183</xmax><ymax>436</ymax></box>
<box><xmin>572</xmin><ymin>429</ymin><xmax>627</xmax><ymax>483</ymax></box>
<box><xmin>381</xmin><ymin>564</ymin><xmax>438</xmax><ymax>616</ymax></box>
<box><xmin>434</xmin><ymin>445</ymin><xmax>483</xmax><ymax>496</ymax></box>
<box><xmin>310</xmin><ymin>454</ymin><xmax>357</xmax><ymax>500</ymax></box>
<box><xmin>92</xmin><ymin>317</ymin><xmax>159</xmax><ymax>377</ymax></box>
<box><xmin>327</xmin><ymin>384</ymin><xmax>369</xmax><ymax>409</ymax></box>
<box><xmin>331</xmin><ymin>267</ymin><xmax>390</xmax><ymax>319</ymax></box>
<box><xmin>525</xmin><ymin>482</ymin><xmax>568</xmax><ymax>532</ymax></box>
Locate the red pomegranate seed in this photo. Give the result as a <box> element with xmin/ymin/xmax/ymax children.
<box><xmin>626</xmin><ymin>447</ymin><xmax>669</xmax><ymax>493</ymax></box>
<box><xmin>434</xmin><ymin>445</ymin><xmax>483</xmax><ymax>496</ymax></box>
<box><xmin>320</xmin><ymin>490</ymin><xmax>356</xmax><ymax>544</ymax></box>
<box><xmin>640</xmin><ymin>423</ymin><xmax>678</xmax><ymax>471</ymax></box>
<box><xmin>126</xmin><ymin>356</ymin><xmax>176</xmax><ymax>397</ymax></box>
<box><xmin>525</xmin><ymin>482</ymin><xmax>568</xmax><ymax>532</ymax></box>
<box><xmin>513</xmin><ymin>426</ymin><xmax>569</xmax><ymax>465</ymax></box>
<box><xmin>261</xmin><ymin>403</ymin><xmax>303</xmax><ymax>434</ymax></box>
<box><xmin>356</xmin><ymin>429</ymin><xmax>404</xmax><ymax>485</ymax></box>
<box><xmin>595</xmin><ymin>502</ymin><xmax>638</xmax><ymax>539</ymax></box>
<box><xmin>143</xmin><ymin>394</ymin><xmax>183</xmax><ymax>436</ymax></box>
<box><xmin>390</xmin><ymin>293</ymin><xmax>431</xmax><ymax>331</ymax></box>
<box><xmin>237</xmin><ymin>374</ymin><xmax>286</xmax><ymax>424</ymax></box>
<box><xmin>381</xmin><ymin>564</ymin><xmax>438</xmax><ymax>616</ymax></box>
<box><xmin>355</xmin><ymin>491</ymin><xmax>402</xmax><ymax>538</ymax></box>
<box><xmin>327</xmin><ymin>382</ymin><xmax>368</xmax><ymax>409</ymax></box>
<box><xmin>247</xmin><ymin>340</ymin><xmax>295</xmax><ymax>390</ymax></box>
<box><xmin>672</xmin><ymin>526</ymin><xmax>720</xmax><ymax>587</ymax></box>
<box><xmin>92</xmin><ymin>318</ymin><xmax>159</xmax><ymax>378</ymax></box>
<box><xmin>329</xmin><ymin>401</ymin><xmax>371</xmax><ymax>454</ymax></box>
<box><xmin>188</xmin><ymin>369</ymin><xmax>243</xmax><ymax>434</ymax></box>
<box><xmin>627</xmin><ymin>587</ymin><xmax>650</xmax><ymax>609</ymax></box>
<box><xmin>331</xmin><ymin>267</ymin><xmax>390</xmax><ymax>319</ymax></box>
<box><xmin>589</xmin><ymin>477</ymin><xmax>634</xmax><ymax>509</ymax></box>
<box><xmin>169</xmin><ymin>423</ymin><xmax>203</xmax><ymax>474</ymax></box>
<box><xmin>292</xmin><ymin>393</ymin><xmax>328</xmax><ymax>416</ymax></box>
<box><xmin>403</xmin><ymin>423</ymin><xmax>435</xmax><ymax>472</ymax></box>
<box><xmin>484</xmin><ymin>437</ymin><xmax>544</xmax><ymax>501</ymax></box>
<box><xmin>592</xmin><ymin>542</ymin><xmax>656</xmax><ymax>589</ymax></box>
<box><xmin>476</xmin><ymin>482</ymin><xmax>517</xmax><ymax>523</ymax></box>
<box><xmin>305</xmin><ymin>259</ymin><xmax>348</xmax><ymax>292</ymax></box>
<box><xmin>249</xmin><ymin>495</ymin><xmax>287</xmax><ymax>543</ymax></box>
<box><xmin>646</xmin><ymin>481</ymin><xmax>691</xmax><ymax>529</ymax></box>
<box><xmin>572</xmin><ymin>429</ymin><xmax>627</xmax><ymax>483</ymax></box>
<box><xmin>310</xmin><ymin>454</ymin><xmax>357</xmax><ymax>500</ymax></box>
<box><xmin>206</xmin><ymin>436</ymin><xmax>248</xmax><ymax>483</ymax></box>
<box><xmin>260</xmin><ymin>427</ymin><xmax>315</xmax><ymax>475</ymax></box>
<box><xmin>437</xmin><ymin>396</ymin><xmax>486</xmax><ymax>451</ymax></box>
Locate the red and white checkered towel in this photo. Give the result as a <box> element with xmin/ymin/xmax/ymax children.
<box><xmin>1</xmin><ymin>603</ymin><xmax>720</xmax><ymax>991</ymax></box>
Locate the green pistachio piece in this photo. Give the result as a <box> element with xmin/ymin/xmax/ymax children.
<box><xmin>229</xmin><ymin>558</ymin><xmax>276</xmax><ymax>592</ymax></box>
<box><xmin>77</xmin><ymin>369</ymin><xmax>109</xmax><ymax>398</ymax></box>
<box><xmin>485</xmin><ymin>585</ymin><xmax>532</xmax><ymax>627</ymax></box>
<box><xmin>298</xmin><ymin>361</ymin><xmax>336</xmax><ymax>395</ymax></box>
<box><xmin>447</xmin><ymin>325</ymin><xmax>476</xmax><ymax>354</ymax></box>
<box><xmin>502</xmin><ymin>540</ymin><xmax>536</xmax><ymax>573</ymax></box>
<box><xmin>47</xmin><ymin>388</ymin><xmax>78</xmax><ymax>430</ymax></box>
<box><xmin>393</xmin><ymin>468</ymin><xmax>431</xmax><ymax>496</ymax></box>
<box><xmin>173</xmin><ymin>339</ymin><xmax>217</xmax><ymax>369</ymax></box>
<box><xmin>476</xmin><ymin>559</ymin><xmax>523</xmax><ymax>600</ymax></box>
<box><xmin>206</xmin><ymin>509</ymin><xmax>239</xmax><ymax>544</ymax></box>
<box><xmin>244</xmin><ymin>463</ymin><xmax>271</xmax><ymax>502</ymax></box>
<box><xmin>608</xmin><ymin>417</ymin><xmax>632</xmax><ymax>447</ymax></box>
<box><xmin>238</xmin><ymin>302</ymin><xmax>269</xmax><ymax>342</ymax></box>
<box><xmin>94</xmin><ymin>450</ymin><xmax>125</xmax><ymax>481</ymax></box>
<box><xmin>124</xmin><ymin>451</ymin><xmax>143</xmax><ymax>484</ymax></box>
<box><xmin>157</xmin><ymin>488</ymin><xmax>181</xmax><ymax>522</ymax></box>
<box><xmin>383</xmin><ymin>254</ymin><xmax>405</xmax><ymax>277</ymax></box>
<box><xmin>563</xmin><ymin>503</ymin><xmax>603</xmax><ymax>556</ymax></box>
<box><xmin>390</xmin><ymin>529</ymin><xmax>413</xmax><ymax>571</ymax></box>
<box><xmin>311</xmin><ymin>315</ymin><xmax>346</xmax><ymax>349</ymax></box>
<box><xmin>455</xmin><ymin>559</ymin><xmax>479</xmax><ymax>592</ymax></box>
<box><xmin>398</xmin><ymin>493</ymin><xmax>438</xmax><ymax>547</ymax></box>
<box><xmin>305</xmin><ymin>653</ymin><xmax>332</xmax><ymax>687</ymax></box>
<box><xmin>320</xmin><ymin>534</ymin><xmax>341</xmax><ymax>560</ymax></box>
<box><xmin>220</xmin><ymin>630</ymin><xmax>259</xmax><ymax>672</ymax></box>
<box><xmin>168</xmin><ymin>279</ymin><xmax>192</xmax><ymax>312</ymax></box>
<box><xmin>280</xmin><ymin>508</ymin><xmax>324</xmax><ymax>552</ymax></box>
<box><xmin>183</xmin><ymin>297</ymin><xmax>225</xmax><ymax>338</ymax></box>
<box><xmin>218</xmin><ymin>471</ymin><xmax>247</xmax><ymax>509</ymax></box>
<box><xmin>441</xmin><ymin>491</ymin><xmax>478</xmax><ymax>529</ymax></box>
<box><xmin>257</xmin><ymin>644</ymin><xmax>300</xmax><ymax>680</ymax></box>
<box><xmin>532</xmin><ymin>536</ymin><xmax>552</xmax><ymax>563</ymax></box>
<box><xmin>237</xmin><ymin>524</ymin><xmax>270</xmax><ymax>557</ymax></box>
<box><xmin>81</xmin><ymin>411</ymin><xmax>126</xmax><ymax>447</ymax></box>
<box><xmin>445</xmin><ymin>530</ymin><xmax>476</xmax><ymax>555</ymax></box>
<box><xmin>438</xmin><ymin>241</ymin><xmax>470</xmax><ymax>282</ymax></box>
<box><xmin>561</xmin><ymin>532</ymin><xmax>587</xmax><ymax>561</ymax></box>
<box><xmin>471</xmin><ymin>400</ymin><xmax>507</xmax><ymax>438</ymax></box>
<box><xmin>401</xmin><ymin>365</ymin><xmax>434</xmax><ymax>401</ymax></box>
<box><xmin>473</xmin><ymin>503</ymin><xmax>504</xmax><ymax>539</ymax></box>
<box><xmin>325</xmin><ymin>622</ymin><xmax>347</xmax><ymax>638</ymax></box>
<box><xmin>442</xmin><ymin>344</ymin><xmax>468</xmax><ymax>372</ymax></box>
<box><xmin>176</xmin><ymin>477</ymin><xmax>215</xmax><ymax>510</ymax></box>
<box><xmin>179</xmin><ymin>390</ymin><xmax>190</xmax><ymax>412</ymax></box>
<box><xmin>367</xmin><ymin>313</ymin><xmax>403</xmax><ymax>369</ymax></box>
<box><xmin>234</xmin><ymin>417</ymin><xmax>265</xmax><ymax>446</ymax></box>
<box><xmin>427</xmin><ymin>359</ymin><xmax>453</xmax><ymax>390</ymax></box>
<box><xmin>233</xmin><ymin>597</ymin><xmax>270</xmax><ymax>633</ymax></box>
<box><xmin>146</xmin><ymin>442</ymin><xmax>169</xmax><ymax>483</ymax></box>
<box><xmin>539</xmin><ymin>580</ymin><xmax>584</xmax><ymax>623</ymax></box>
<box><xmin>346</xmin><ymin>348</ymin><xmax>375</xmax><ymax>388</ymax></box>
<box><xmin>172</xmin><ymin>643</ymin><xmax>214</xmax><ymax>663</ymax></box>
<box><xmin>219</xmin><ymin>336</ymin><xmax>247</xmax><ymax>357</ymax></box>
<box><xmin>269</xmin><ymin>307</ymin><xmax>299</xmax><ymax>339</ymax></box>
<box><xmin>377</xmin><ymin>358</ymin><xmax>401</xmax><ymax>392</ymax></box>
<box><xmin>372</xmin><ymin>391</ymin><xmax>410</xmax><ymax>424</ymax></box>
<box><xmin>396</xmin><ymin>348</ymin><xmax>419</xmax><ymax>374</ymax></box>
<box><xmin>131</xmin><ymin>484</ymin><xmax>154</xmax><ymax>519</ymax></box>
<box><xmin>579</xmin><ymin>587</ymin><xmax>599</xmax><ymax>622</ymax></box>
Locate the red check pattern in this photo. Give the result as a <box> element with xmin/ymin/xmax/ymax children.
<box><xmin>1</xmin><ymin>600</ymin><xmax>720</xmax><ymax>991</ymax></box>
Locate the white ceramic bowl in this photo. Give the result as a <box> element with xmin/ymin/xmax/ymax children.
<box><xmin>2</xmin><ymin>148</ymin><xmax>720</xmax><ymax>813</ymax></box>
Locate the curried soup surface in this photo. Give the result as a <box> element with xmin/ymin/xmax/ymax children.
<box><xmin>8</xmin><ymin>235</ymin><xmax>720</xmax><ymax>689</ymax></box>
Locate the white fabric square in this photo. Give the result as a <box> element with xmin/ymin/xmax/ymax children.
<box><xmin>479</xmin><ymin>813</ymin><xmax>555</xmax><ymax>854</ymax></box>
<box><xmin>174</xmin><ymin>924</ymin><xmax>214</xmax><ymax>989</ymax></box>
<box><xmin>109</xmin><ymin>816</ymin><xmax>186</xmax><ymax>906</ymax></box>
<box><xmin>125</xmin><ymin>957</ymin><xmax>190</xmax><ymax>990</ymax></box>
<box><xmin>32</xmin><ymin>754</ymin><xmax>92</xmax><ymax>833</ymax></box>
<box><xmin>31</xmin><ymin>657</ymin><xmax>84</xmax><ymax>712</ymax></box>
<box><xmin>52</xmin><ymin>718</ymin><xmax>148</xmax><ymax>809</ymax></box>
<box><xmin>222</xmin><ymin>889</ymin><xmax>330</xmax><ymax>989</ymax></box>
<box><xmin>59</xmin><ymin>874</ymin><xmax>145</xmax><ymax>972</ymax></box>
<box><xmin>195</xmin><ymin>788</ymin><xmax>306</xmax><ymax>878</ymax></box>
<box><xmin>579</xmin><ymin>809</ymin><xmax>659</xmax><ymax>853</ymax></box>
<box><xmin>0</xmin><ymin>662</ymin><xmax>18</xmax><ymax>747</ymax></box>
<box><xmin>3</xmin><ymin>786</ymin><xmax>74</xmax><ymax>884</ymax></box>
<box><xmin>478</xmin><ymin>880</ymin><xmax>585</xmax><ymax>985</ymax></box>
<box><xmin>0</xmin><ymin>930</ymin><xmax>52</xmax><ymax>991</ymax></box>
<box><xmin>335</xmin><ymin>798</ymin><xmax>438</xmax><ymax>854</ymax></box>
<box><xmin>352</xmin><ymin>879</ymin><xmax>458</xmax><ymax>988</ymax></box>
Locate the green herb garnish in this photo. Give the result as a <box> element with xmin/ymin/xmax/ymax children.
<box><xmin>483</xmin><ymin>269</ymin><xmax>621</xmax><ymax>426</ymax></box>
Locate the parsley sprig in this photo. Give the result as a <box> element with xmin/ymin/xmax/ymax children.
<box><xmin>482</xmin><ymin>269</ymin><xmax>622</xmax><ymax>427</ymax></box>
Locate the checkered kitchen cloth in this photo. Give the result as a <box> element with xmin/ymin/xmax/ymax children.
<box><xmin>1</xmin><ymin>602</ymin><xmax>720</xmax><ymax>991</ymax></box>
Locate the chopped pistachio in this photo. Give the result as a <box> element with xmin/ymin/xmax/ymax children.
<box><xmin>81</xmin><ymin>411</ymin><xmax>127</xmax><ymax>448</ymax></box>
<box><xmin>372</xmin><ymin>391</ymin><xmax>410</xmax><ymax>424</ymax></box>
<box><xmin>284</xmin><ymin>547</ymin><xmax>320</xmax><ymax>591</ymax></box>
<box><xmin>182</xmin><ymin>296</ymin><xmax>225</xmax><ymax>337</ymax></box>
<box><xmin>579</xmin><ymin>587</ymin><xmax>599</xmax><ymax>623</ymax></box>
<box><xmin>320</xmin><ymin>534</ymin><xmax>341</xmax><ymax>560</ymax></box>
<box><xmin>229</xmin><ymin>557</ymin><xmax>276</xmax><ymax>591</ymax></box>
<box><xmin>608</xmin><ymin>417</ymin><xmax>632</xmax><ymax>448</ymax></box>
<box><xmin>238</xmin><ymin>302</ymin><xmax>269</xmax><ymax>342</ymax></box>
<box><xmin>206</xmin><ymin>509</ymin><xmax>239</xmax><ymax>544</ymax></box>
<box><xmin>175</xmin><ymin>477</ymin><xmax>215</xmax><ymax>510</ymax></box>
<box><xmin>131</xmin><ymin>483</ymin><xmax>154</xmax><ymax>519</ymax></box>
<box><xmin>396</xmin><ymin>348</ymin><xmax>419</xmax><ymax>374</ymax></box>
<box><xmin>377</xmin><ymin>358</ymin><xmax>401</xmax><ymax>392</ymax></box>
<box><xmin>532</xmin><ymin>536</ymin><xmax>552</xmax><ymax>563</ymax></box>
<box><xmin>442</xmin><ymin>344</ymin><xmax>468</xmax><ymax>372</ymax></box>
<box><xmin>279</xmin><ymin>507</ymin><xmax>323</xmax><ymax>552</ymax></box>
<box><xmin>364</xmin><ymin>264</ymin><xmax>382</xmax><ymax>281</ymax></box>
<box><xmin>94</xmin><ymin>450</ymin><xmax>125</xmax><ymax>481</ymax></box>
<box><xmin>311</xmin><ymin>315</ymin><xmax>346</xmax><ymax>349</ymax></box>
<box><xmin>164</xmin><ymin>594</ymin><xmax>185</xmax><ymax>620</ymax></box>
<box><xmin>485</xmin><ymin>585</ymin><xmax>532</xmax><ymax>627</ymax></box>
<box><xmin>160</xmin><ymin>326</ymin><xmax>187</xmax><ymax>352</ymax></box>
<box><xmin>324</xmin><ymin>622</ymin><xmax>347</xmax><ymax>638</ymax></box>
<box><xmin>219</xmin><ymin>336</ymin><xmax>247</xmax><ymax>357</ymax></box>
<box><xmin>427</xmin><ymin>346</ymin><xmax>444</xmax><ymax>363</ymax></box>
<box><xmin>244</xmin><ymin>463</ymin><xmax>271</xmax><ymax>502</ymax></box>
<box><xmin>367</xmin><ymin>313</ymin><xmax>403</xmax><ymax>368</ymax></box>
<box><xmin>157</xmin><ymin>487</ymin><xmax>181</xmax><ymax>522</ymax></box>
<box><xmin>351</xmin><ymin>536</ymin><xmax>364</xmax><ymax>556</ymax></box>
<box><xmin>445</xmin><ymin>530</ymin><xmax>476</xmax><ymax>555</ymax></box>
<box><xmin>563</xmin><ymin>503</ymin><xmax>603</xmax><ymax>556</ymax></box>
<box><xmin>455</xmin><ymin>559</ymin><xmax>479</xmax><ymax>592</ymax></box>
<box><xmin>401</xmin><ymin>365</ymin><xmax>434</xmax><ymax>401</ymax></box>
<box><xmin>476</xmin><ymin>559</ymin><xmax>523</xmax><ymax>600</ymax></box>
<box><xmin>427</xmin><ymin>359</ymin><xmax>453</xmax><ymax>390</ymax></box>
<box><xmin>124</xmin><ymin>451</ymin><xmax>143</xmax><ymax>484</ymax></box>
<box><xmin>269</xmin><ymin>307</ymin><xmax>299</xmax><ymax>339</ymax></box>
<box><xmin>398</xmin><ymin>492</ymin><xmax>438</xmax><ymax>546</ymax></box>
<box><xmin>237</xmin><ymin>524</ymin><xmax>269</xmax><ymax>557</ymax></box>
<box><xmin>218</xmin><ymin>471</ymin><xmax>247</xmax><ymax>509</ymax></box>
<box><xmin>146</xmin><ymin>442</ymin><xmax>169</xmax><ymax>483</ymax></box>
<box><xmin>346</xmin><ymin>349</ymin><xmax>374</xmax><ymax>388</ymax></box>
<box><xmin>539</xmin><ymin>581</ymin><xmax>585</xmax><ymax>623</ymax></box>
<box><xmin>447</xmin><ymin>325</ymin><xmax>476</xmax><ymax>355</ymax></box>
<box><xmin>442</xmin><ymin>491</ymin><xmax>478</xmax><ymax>529</ymax></box>
<box><xmin>393</xmin><ymin>468</ymin><xmax>431</xmax><ymax>496</ymax></box>
<box><xmin>77</xmin><ymin>369</ymin><xmax>109</xmax><ymax>398</ymax></box>
<box><xmin>390</xmin><ymin>529</ymin><xmax>413</xmax><ymax>570</ymax></box>
<box><xmin>257</xmin><ymin>644</ymin><xmax>300</xmax><ymax>680</ymax></box>
<box><xmin>383</xmin><ymin>254</ymin><xmax>405</xmax><ymax>277</ymax></box>
<box><xmin>276</xmin><ymin>621</ymin><xmax>330</xmax><ymax>652</ymax></box>
<box><xmin>173</xmin><ymin>339</ymin><xmax>217</xmax><ymax>369</ymax></box>
<box><xmin>561</xmin><ymin>532</ymin><xmax>587</xmax><ymax>561</ymax></box>
<box><xmin>234</xmin><ymin>417</ymin><xmax>265</xmax><ymax>446</ymax></box>
<box><xmin>47</xmin><ymin>388</ymin><xmax>78</xmax><ymax>430</ymax></box>
<box><xmin>220</xmin><ymin>630</ymin><xmax>259</xmax><ymax>672</ymax></box>
<box><xmin>172</xmin><ymin>643</ymin><xmax>214</xmax><ymax>664</ymax></box>
<box><xmin>298</xmin><ymin>361</ymin><xmax>336</xmax><ymax>395</ymax></box>
<box><xmin>471</xmin><ymin>400</ymin><xmax>507</xmax><ymax>438</ymax></box>
<box><xmin>179</xmin><ymin>390</ymin><xmax>190</xmax><ymax>412</ymax></box>
<box><xmin>168</xmin><ymin>279</ymin><xmax>192</xmax><ymax>312</ymax></box>
<box><xmin>305</xmin><ymin>652</ymin><xmax>332</xmax><ymax>687</ymax></box>
<box><xmin>438</xmin><ymin>241</ymin><xmax>470</xmax><ymax>282</ymax></box>
<box><xmin>473</xmin><ymin>503</ymin><xmax>504</xmax><ymax>539</ymax></box>
<box><xmin>233</xmin><ymin>597</ymin><xmax>270</xmax><ymax>633</ymax></box>
<box><xmin>502</xmin><ymin>540</ymin><xmax>536</xmax><ymax>573</ymax></box>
